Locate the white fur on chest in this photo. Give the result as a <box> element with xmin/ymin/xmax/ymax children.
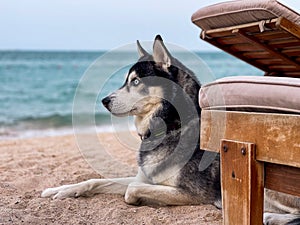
<box><xmin>141</xmin><ymin>149</ymin><xmax>181</xmax><ymax>187</ymax></box>
<box><xmin>142</xmin><ymin>162</ymin><xmax>180</xmax><ymax>187</ymax></box>
<box><xmin>133</xmin><ymin>84</ymin><xmax>164</xmax><ymax>135</ymax></box>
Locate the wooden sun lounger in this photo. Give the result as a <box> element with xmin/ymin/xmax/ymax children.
<box><xmin>192</xmin><ymin>1</ymin><xmax>300</xmax><ymax>224</ymax></box>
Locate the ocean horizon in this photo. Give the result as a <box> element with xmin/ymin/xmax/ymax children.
<box><xmin>0</xmin><ymin>50</ymin><xmax>263</xmax><ymax>140</ymax></box>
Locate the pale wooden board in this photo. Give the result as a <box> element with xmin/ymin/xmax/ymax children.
<box><xmin>200</xmin><ymin>110</ymin><xmax>300</xmax><ymax>168</ymax></box>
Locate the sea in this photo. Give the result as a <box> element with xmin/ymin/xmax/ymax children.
<box><xmin>0</xmin><ymin>50</ymin><xmax>263</xmax><ymax>140</ymax></box>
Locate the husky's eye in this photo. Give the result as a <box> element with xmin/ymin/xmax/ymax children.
<box><xmin>132</xmin><ymin>78</ymin><xmax>140</xmax><ymax>86</ymax></box>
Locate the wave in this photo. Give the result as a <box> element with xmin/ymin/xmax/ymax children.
<box><xmin>2</xmin><ymin>112</ymin><xmax>112</xmax><ymax>130</ymax></box>
<box><xmin>0</xmin><ymin>112</ymin><xmax>137</xmax><ymax>140</ymax></box>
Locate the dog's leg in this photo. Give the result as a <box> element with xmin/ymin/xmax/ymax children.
<box><xmin>41</xmin><ymin>177</ymin><xmax>136</xmax><ymax>199</ymax></box>
<box><xmin>264</xmin><ymin>212</ymin><xmax>300</xmax><ymax>225</ymax></box>
<box><xmin>124</xmin><ymin>182</ymin><xmax>195</xmax><ymax>206</ymax></box>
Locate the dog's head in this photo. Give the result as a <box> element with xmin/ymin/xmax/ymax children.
<box><xmin>102</xmin><ymin>35</ymin><xmax>175</xmax><ymax>117</ymax></box>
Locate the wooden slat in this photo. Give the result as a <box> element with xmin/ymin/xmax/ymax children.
<box><xmin>255</xmin><ymin>58</ymin><xmax>283</xmax><ymax>65</ymax></box>
<box><xmin>221</xmin><ymin>140</ymin><xmax>264</xmax><ymax>225</ymax></box>
<box><xmin>265</xmin><ymin>163</ymin><xmax>300</xmax><ymax>198</ymax></box>
<box><xmin>268</xmin><ymin>38</ymin><xmax>300</xmax><ymax>49</ymax></box>
<box><xmin>268</xmin><ymin>65</ymin><xmax>297</xmax><ymax>71</ymax></box>
<box><xmin>265</xmin><ymin>71</ymin><xmax>300</xmax><ymax>78</ymax></box>
<box><xmin>230</xmin><ymin>43</ymin><xmax>262</xmax><ymax>52</ymax></box>
<box><xmin>284</xmin><ymin>72</ymin><xmax>300</xmax><ymax>77</ymax></box>
<box><xmin>282</xmin><ymin>48</ymin><xmax>300</xmax><ymax>57</ymax></box>
<box><xmin>254</xmin><ymin>30</ymin><xmax>291</xmax><ymax>41</ymax></box>
<box><xmin>200</xmin><ymin>110</ymin><xmax>300</xmax><ymax>168</ymax></box>
<box><xmin>217</xmin><ymin>36</ymin><xmax>245</xmax><ymax>45</ymax></box>
<box><xmin>242</xmin><ymin>51</ymin><xmax>272</xmax><ymax>59</ymax></box>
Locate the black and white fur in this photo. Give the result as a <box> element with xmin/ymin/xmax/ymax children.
<box><xmin>42</xmin><ymin>35</ymin><xmax>300</xmax><ymax>225</ymax></box>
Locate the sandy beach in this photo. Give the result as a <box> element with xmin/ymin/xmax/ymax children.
<box><xmin>0</xmin><ymin>133</ymin><xmax>222</xmax><ymax>225</ymax></box>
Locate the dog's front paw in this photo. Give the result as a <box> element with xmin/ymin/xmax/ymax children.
<box><xmin>263</xmin><ymin>213</ymin><xmax>300</xmax><ymax>225</ymax></box>
<box><xmin>41</xmin><ymin>184</ymin><xmax>83</xmax><ymax>199</ymax></box>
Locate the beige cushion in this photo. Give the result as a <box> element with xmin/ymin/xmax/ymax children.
<box><xmin>192</xmin><ymin>0</ymin><xmax>300</xmax><ymax>30</ymax></box>
<box><xmin>199</xmin><ymin>76</ymin><xmax>300</xmax><ymax>114</ymax></box>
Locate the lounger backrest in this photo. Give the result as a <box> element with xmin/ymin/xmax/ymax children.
<box><xmin>192</xmin><ymin>0</ymin><xmax>300</xmax><ymax>30</ymax></box>
<box><xmin>192</xmin><ymin>0</ymin><xmax>300</xmax><ymax>78</ymax></box>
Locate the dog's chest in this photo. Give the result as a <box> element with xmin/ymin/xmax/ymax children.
<box><xmin>139</xmin><ymin>148</ymin><xmax>181</xmax><ymax>186</ymax></box>
<box><xmin>142</xmin><ymin>163</ymin><xmax>179</xmax><ymax>186</ymax></box>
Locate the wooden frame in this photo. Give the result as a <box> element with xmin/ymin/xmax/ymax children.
<box><xmin>200</xmin><ymin>110</ymin><xmax>300</xmax><ymax>224</ymax></box>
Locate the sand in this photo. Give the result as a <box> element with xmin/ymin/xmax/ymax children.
<box><xmin>0</xmin><ymin>133</ymin><xmax>222</xmax><ymax>225</ymax></box>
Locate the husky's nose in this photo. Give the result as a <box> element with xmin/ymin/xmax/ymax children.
<box><xmin>102</xmin><ymin>96</ymin><xmax>111</xmax><ymax>108</ymax></box>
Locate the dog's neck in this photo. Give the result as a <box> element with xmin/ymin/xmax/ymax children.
<box><xmin>135</xmin><ymin>110</ymin><xmax>161</xmax><ymax>139</ymax></box>
<box><xmin>135</xmin><ymin>103</ymin><xmax>181</xmax><ymax>141</ymax></box>
<box><xmin>135</xmin><ymin>114</ymin><xmax>152</xmax><ymax>139</ymax></box>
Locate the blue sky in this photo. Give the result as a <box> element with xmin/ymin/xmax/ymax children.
<box><xmin>1</xmin><ymin>0</ymin><xmax>299</xmax><ymax>51</ymax></box>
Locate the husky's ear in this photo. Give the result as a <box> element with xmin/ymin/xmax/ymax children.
<box><xmin>153</xmin><ymin>35</ymin><xmax>172</xmax><ymax>67</ymax></box>
<box><xmin>137</xmin><ymin>40</ymin><xmax>150</xmax><ymax>58</ymax></box>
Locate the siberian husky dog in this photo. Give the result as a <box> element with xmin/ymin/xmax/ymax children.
<box><xmin>42</xmin><ymin>35</ymin><xmax>300</xmax><ymax>225</ymax></box>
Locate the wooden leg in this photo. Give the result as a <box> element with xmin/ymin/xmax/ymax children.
<box><xmin>220</xmin><ymin>139</ymin><xmax>264</xmax><ymax>225</ymax></box>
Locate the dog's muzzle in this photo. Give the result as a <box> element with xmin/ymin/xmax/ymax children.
<box><xmin>102</xmin><ymin>96</ymin><xmax>111</xmax><ymax>110</ymax></box>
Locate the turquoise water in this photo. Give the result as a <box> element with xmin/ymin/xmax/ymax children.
<box><xmin>0</xmin><ymin>51</ymin><xmax>262</xmax><ymax>139</ymax></box>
